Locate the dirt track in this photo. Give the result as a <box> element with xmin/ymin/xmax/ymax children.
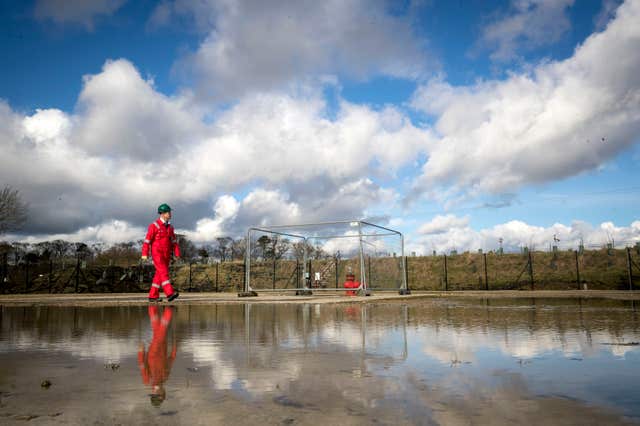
<box><xmin>0</xmin><ymin>290</ymin><xmax>638</xmax><ymax>307</ymax></box>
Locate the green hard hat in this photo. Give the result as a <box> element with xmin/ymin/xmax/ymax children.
<box><xmin>157</xmin><ymin>203</ymin><xmax>172</xmax><ymax>214</ymax></box>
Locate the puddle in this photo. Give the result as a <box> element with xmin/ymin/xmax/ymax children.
<box><xmin>0</xmin><ymin>299</ymin><xmax>638</xmax><ymax>424</ymax></box>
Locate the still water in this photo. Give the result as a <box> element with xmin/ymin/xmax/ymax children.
<box><xmin>0</xmin><ymin>299</ymin><xmax>639</xmax><ymax>425</ymax></box>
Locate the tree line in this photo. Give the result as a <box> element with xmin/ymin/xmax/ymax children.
<box><xmin>0</xmin><ymin>234</ymin><xmax>335</xmax><ymax>266</ymax></box>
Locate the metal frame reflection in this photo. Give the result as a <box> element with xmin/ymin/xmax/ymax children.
<box><xmin>242</xmin><ymin>303</ymin><xmax>409</xmax><ymax>368</ymax></box>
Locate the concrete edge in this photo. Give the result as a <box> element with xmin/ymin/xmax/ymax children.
<box><xmin>0</xmin><ymin>290</ymin><xmax>638</xmax><ymax>307</ymax></box>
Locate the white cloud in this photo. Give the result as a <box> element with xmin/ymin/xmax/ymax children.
<box><xmin>33</xmin><ymin>0</ymin><xmax>127</xmax><ymax>30</ymax></box>
<box><xmin>411</xmin><ymin>0</ymin><xmax>640</xmax><ymax>197</ymax></box>
<box><xmin>477</xmin><ymin>0</ymin><xmax>575</xmax><ymax>61</ymax></box>
<box><xmin>9</xmin><ymin>220</ymin><xmax>144</xmax><ymax>246</ymax></box>
<box><xmin>73</xmin><ymin>59</ymin><xmax>206</xmax><ymax>161</ymax></box>
<box><xmin>182</xmin><ymin>195</ymin><xmax>240</xmax><ymax>243</ymax></box>
<box><xmin>170</xmin><ymin>0</ymin><xmax>429</xmax><ymax>100</ymax></box>
<box><xmin>418</xmin><ymin>214</ymin><xmax>470</xmax><ymax>235</ymax></box>
<box><xmin>409</xmin><ymin>216</ymin><xmax>640</xmax><ymax>254</ymax></box>
<box><xmin>0</xmin><ymin>57</ymin><xmax>432</xmax><ymax>238</ymax></box>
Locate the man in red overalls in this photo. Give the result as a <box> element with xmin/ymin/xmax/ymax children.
<box><xmin>138</xmin><ymin>305</ymin><xmax>177</xmax><ymax>407</ymax></box>
<box><xmin>142</xmin><ymin>203</ymin><xmax>181</xmax><ymax>302</ymax></box>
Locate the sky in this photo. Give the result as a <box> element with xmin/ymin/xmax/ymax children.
<box><xmin>1</xmin><ymin>0</ymin><xmax>639</xmax><ymax>254</ymax></box>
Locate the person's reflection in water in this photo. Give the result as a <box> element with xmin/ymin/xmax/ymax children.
<box><xmin>138</xmin><ymin>305</ymin><xmax>177</xmax><ymax>407</ymax></box>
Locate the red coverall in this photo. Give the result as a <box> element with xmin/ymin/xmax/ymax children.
<box><xmin>138</xmin><ymin>306</ymin><xmax>176</xmax><ymax>389</ymax></box>
<box><xmin>344</xmin><ymin>273</ymin><xmax>360</xmax><ymax>296</ymax></box>
<box><xmin>142</xmin><ymin>218</ymin><xmax>181</xmax><ymax>299</ymax></box>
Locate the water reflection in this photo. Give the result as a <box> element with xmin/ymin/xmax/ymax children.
<box><xmin>0</xmin><ymin>299</ymin><xmax>638</xmax><ymax>424</ymax></box>
<box><xmin>138</xmin><ymin>306</ymin><xmax>176</xmax><ymax>407</ymax></box>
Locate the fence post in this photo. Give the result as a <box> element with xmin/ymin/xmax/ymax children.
<box><xmin>1</xmin><ymin>253</ymin><xmax>7</xmax><ymax>288</ymax></box>
<box><xmin>272</xmin><ymin>257</ymin><xmax>276</xmax><ymax>290</ymax></box>
<box><xmin>189</xmin><ymin>262</ymin><xmax>193</xmax><ymax>291</ymax></box>
<box><xmin>25</xmin><ymin>256</ymin><xmax>30</xmax><ymax>293</ymax></box>
<box><xmin>215</xmin><ymin>262</ymin><xmax>219</xmax><ymax>292</ymax></box>
<box><xmin>627</xmin><ymin>247</ymin><xmax>634</xmax><ymax>291</ymax></box>
<box><xmin>109</xmin><ymin>260</ymin><xmax>114</xmax><ymax>291</ymax></box>
<box><xmin>139</xmin><ymin>259</ymin><xmax>144</xmax><ymax>288</ymax></box>
<box><xmin>483</xmin><ymin>253</ymin><xmax>488</xmax><ymax>290</ymax></box>
<box><xmin>528</xmin><ymin>250</ymin><xmax>534</xmax><ymax>290</ymax></box>
<box><xmin>404</xmin><ymin>256</ymin><xmax>410</xmax><ymax>292</ymax></box>
<box><xmin>575</xmin><ymin>250</ymin><xmax>581</xmax><ymax>290</ymax></box>
<box><xmin>75</xmin><ymin>254</ymin><xmax>80</xmax><ymax>293</ymax></box>
<box><xmin>48</xmin><ymin>260</ymin><xmax>53</xmax><ymax>293</ymax></box>
<box><xmin>242</xmin><ymin>263</ymin><xmax>246</xmax><ymax>292</ymax></box>
<box><xmin>335</xmin><ymin>257</ymin><xmax>339</xmax><ymax>289</ymax></box>
<box><xmin>443</xmin><ymin>254</ymin><xmax>448</xmax><ymax>291</ymax></box>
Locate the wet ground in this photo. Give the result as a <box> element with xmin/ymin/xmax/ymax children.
<box><xmin>0</xmin><ymin>297</ymin><xmax>639</xmax><ymax>425</ymax></box>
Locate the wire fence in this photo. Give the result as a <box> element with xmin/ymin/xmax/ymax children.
<box><xmin>1</xmin><ymin>244</ymin><xmax>639</xmax><ymax>294</ymax></box>
<box><xmin>0</xmin><ymin>254</ymin><xmax>245</xmax><ymax>294</ymax></box>
<box><xmin>406</xmin><ymin>245</ymin><xmax>640</xmax><ymax>291</ymax></box>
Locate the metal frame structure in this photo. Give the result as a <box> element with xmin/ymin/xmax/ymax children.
<box><xmin>243</xmin><ymin>220</ymin><xmax>409</xmax><ymax>295</ymax></box>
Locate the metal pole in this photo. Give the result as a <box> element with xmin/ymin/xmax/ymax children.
<box><xmin>2</xmin><ymin>253</ymin><xmax>7</xmax><ymax>289</ymax></box>
<box><xmin>404</xmin><ymin>256</ymin><xmax>410</xmax><ymax>292</ymax></box>
<box><xmin>242</xmin><ymin>263</ymin><xmax>246</xmax><ymax>292</ymax></box>
<box><xmin>75</xmin><ymin>254</ymin><xmax>80</xmax><ymax>293</ymax></box>
<box><xmin>528</xmin><ymin>250</ymin><xmax>534</xmax><ymax>290</ymax></box>
<box><xmin>245</xmin><ymin>230</ymin><xmax>251</xmax><ymax>292</ymax></box>
<box><xmin>272</xmin><ymin>256</ymin><xmax>276</xmax><ymax>290</ymax></box>
<box><xmin>189</xmin><ymin>262</ymin><xmax>192</xmax><ymax>291</ymax></box>
<box><xmin>25</xmin><ymin>255</ymin><xmax>29</xmax><ymax>293</ymax></box>
<box><xmin>358</xmin><ymin>222</ymin><xmax>366</xmax><ymax>291</ymax></box>
<box><xmin>575</xmin><ymin>250</ymin><xmax>581</xmax><ymax>290</ymax></box>
<box><xmin>483</xmin><ymin>253</ymin><xmax>488</xmax><ymax>291</ymax></box>
<box><xmin>48</xmin><ymin>260</ymin><xmax>53</xmax><ymax>294</ymax></box>
<box><xmin>215</xmin><ymin>262</ymin><xmax>219</xmax><ymax>292</ymax></box>
<box><xmin>302</xmin><ymin>238</ymin><xmax>308</xmax><ymax>290</ymax></box>
<box><xmin>443</xmin><ymin>254</ymin><xmax>448</xmax><ymax>291</ymax></box>
<box><xmin>627</xmin><ymin>247</ymin><xmax>634</xmax><ymax>291</ymax></box>
<box><xmin>401</xmin><ymin>234</ymin><xmax>408</xmax><ymax>292</ymax></box>
<box><xmin>335</xmin><ymin>256</ymin><xmax>339</xmax><ymax>289</ymax></box>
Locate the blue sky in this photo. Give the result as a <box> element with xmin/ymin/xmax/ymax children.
<box><xmin>1</xmin><ymin>0</ymin><xmax>639</xmax><ymax>253</ymax></box>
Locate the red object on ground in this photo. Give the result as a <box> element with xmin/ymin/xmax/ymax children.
<box><xmin>138</xmin><ymin>306</ymin><xmax>176</xmax><ymax>387</ymax></box>
<box><xmin>343</xmin><ymin>273</ymin><xmax>360</xmax><ymax>296</ymax></box>
<box><xmin>142</xmin><ymin>218</ymin><xmax>181</xmax><ymax>299</ymax></box>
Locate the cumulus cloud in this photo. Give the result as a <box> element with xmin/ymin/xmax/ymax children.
<box><xmin>170</xmin><ymin>0</ymin><xmax>429</xmax><ymax>101</ymax></box>
<box><xmin>476</xmin><ymin>0</ymin><xmax>575</xmax><ymax>61</ymax></box>
<box><xmin>33</xmin><ymin>0</ymin><xmax>127</xmax><ymax>30</ymax></box>
<box><xmin>418</xmin><ymin>214</ymin><xmax>470</xmax><ymax>235</ymax></box>
<box><xmin>408</xmin><ymin>215</ymin><xmax>640</xmax><ymax>254</ymax></box>
<box><xmin>0</xmin><ymin>58</ymin><xmax>429</xmax><ymax>240</ymax></box>
<box><xmin>73</xmin><ymin>59</ymin><xmax>206</xmax><ymax>160</ymax></box>
<box><xmin>411</xmin><ymin>0</ymin><xmax>640</xmax><ymax>197</ymax></box>
<box><xmin>8</xmin><ymin>220</ymin><xmax>144</xmax><ymax>246</ymax></box>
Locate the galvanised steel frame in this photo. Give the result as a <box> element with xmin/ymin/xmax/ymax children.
<box><xmin>244</xmin><ymin>220</ymin><xmax>408</xmax><ymax>295</ymax></box>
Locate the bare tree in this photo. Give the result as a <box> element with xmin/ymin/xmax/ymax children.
<box><xmin>0</xmin><ymin>186</ymin><xmax>28</xmax><ymax>235</ymax></box>
<box><xmin>231</xmin><ymin>237</ymin><xmax>246</xmax><ymax>261</ymax></box>
<box><xmin>256</xmin><ymin>235</ymin><xmax>271</xmax><ymax>260</ymax></box>
<box><xmin>271</xmin><ymin>236</ymin><xmax>290</xmax><ymax>260</ymax></box>
<box><xmin>214</xmin><ymin>237</ymin><xmax>233</xmax><ymax>262</ymax></box>
<box><xmin>176</xmin><ymin>234</ymin><xmax>197</xmax><ymax>261</ymax></box>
